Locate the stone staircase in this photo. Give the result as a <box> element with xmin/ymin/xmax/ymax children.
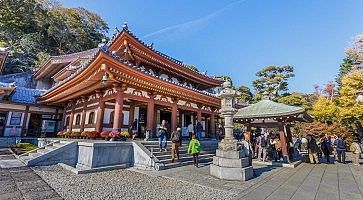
<box><xmin>140</xmin><ymin>140</ymin><xmax>218</xmax><ymax>170</ymax></box>
<box><xmin>18</xmin><ymin>140</ymin><xmax>74</xmax><ymax>166</ymax></box>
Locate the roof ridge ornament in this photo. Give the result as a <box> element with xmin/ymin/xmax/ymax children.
<box><xmin>122</xmin><ymin>22</ymin><xmax>128</xmax><ymax>30</ymax></box>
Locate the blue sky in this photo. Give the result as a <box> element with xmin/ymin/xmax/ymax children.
<box><xmin>61</xmin><ymin>0</ymin><xmax>363</xmax><ymax>93</ymax></box>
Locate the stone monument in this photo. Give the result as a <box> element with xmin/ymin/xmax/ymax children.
<box><xmin>210</xmin><ymin>81</ymin><xmax>254</xmax><ymax>181</ymax></box>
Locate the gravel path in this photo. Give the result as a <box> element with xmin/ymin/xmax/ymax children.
<box><xmin>32</xmin><ymin>165</ymin><xmax>235</xmax><ymax>200</ymax></box>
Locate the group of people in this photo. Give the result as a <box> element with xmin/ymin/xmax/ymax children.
<box><xmin>157</xmin><ymin>120</ymin><xmax>202</xmax><ymax>167</ymax></box>
<box><xmin>252</xmin><ymin>132</ymin><xmax>284</xmax><ymax>162</ymax></box>
<box><xmin>297</xmin><ymin>134</ymin><xmax>362</xmax><ymax>166</ymax></box>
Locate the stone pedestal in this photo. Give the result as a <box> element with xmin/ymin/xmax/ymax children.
<box><xmin>210</xmin><ymin>149</ymin><xmax>253</xmax><ymax>181</ymax></box>
<box><xmin>210</xmin><ymin>80</ymin><xmax>254</xmax><ymax>181</ymax></box>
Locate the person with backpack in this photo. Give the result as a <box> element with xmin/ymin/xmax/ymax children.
<box><xmin>170</xmin><ymin>128</ymin><xmax>181</xmax><ymax>162</ymax></box>
<box><xmin>307</xmin><ymin>135</ymin><xmax>320</xmax><ymax>164</ymax></box>
<box><xmin>188</xmin><ymin>134</ymin><xmax>201</xmax><ymax>167</ymax></box>
<box><xmin>334</xmin><ymin>136</ymin><xmax>347</xmax><ymax>164</ymax></box>
<box><xmin>350</xmin><ymin>138</ymin><xmax>362</xmax><ymax>166</ymax></box>
<box><xmin>258</xmin><ymin>134</ymin><xmax>269</xmax><ymax>162</ymax></box>
<box><xmin>321</xmin><ymin>136</ymin><xmax>331</xmax><ymax>163</ymax></box>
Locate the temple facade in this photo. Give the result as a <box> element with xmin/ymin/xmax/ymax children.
<box><xmin>32</xmin><ymin>24</ymin><xmax>223</xmax><ymax>139</ymax></box>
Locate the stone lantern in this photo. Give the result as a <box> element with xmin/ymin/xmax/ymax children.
<box><xmin>210</xmin><ymin>81</ymin><xmax>254</xmax><ymax>181</ymax></box>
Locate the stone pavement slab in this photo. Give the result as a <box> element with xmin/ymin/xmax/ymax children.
<box><xmin>0</xmin><ymin>166</ymin><xmax>62</xmax><ymax>200</ymax></box>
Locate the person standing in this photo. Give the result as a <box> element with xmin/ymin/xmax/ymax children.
<box><xmin>188</xmin><ymin>135</ymin><xmax>201</xmax><ymax>167</ymax></box>
<box><xmin>321</xmin><ymin>137</ymin><xmax>331</xmax><ymax>163</ymax></box>
<box><xmin>130</xmin><ymin>119</ymin><xmax>138</xmax><ymax>140</ymax></box>
<box><xmin>350</xmin><ymin>139</ymin><xmax>362</xmax><ymax>166</ymax></box>
<box><xmin>187</xmin><ymin>122</ymin><xmax>194</xmax><ymax>140</ymax></box>
<box><xmin>196</xmin><ymin>122</ymin><xmax>203</xmax><ymax>140</ymax></box>
<box><xmin>157</xmin><ymin>120</ymin><xmax>168</xmax><ymax>152</ymax></box>
<box><xmin>258</xmin><ymin>134</ymin><xmax>269</xmax><ymax>162</ymax></box>
<box><xmin>273</xmin><ymin>137</ymin><xmax>282</xmax><ymax>161</ymax></box>
<box><xmin>170</xmin><ymin>128</ymin><xmax>181</xmax><ymax>162</ymax></box>
<box><xmin>307</xmin><ymin>135</ymin><xmax>320</xmax><ymax>164</ymax></box>
<box><xmin>334</xmin><ymin>136</ymin><xmax>347</xmax><ymax>163</ymax></box>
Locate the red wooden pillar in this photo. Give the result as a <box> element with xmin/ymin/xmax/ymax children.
<box><xmin>146</xmin><ymin>93</ymin><xmax>156</xmax><ymax>133</ymax></box>
<box><xmin>128</xmin><ymin>104</ymin><xmax>135</xmax><ymax>127</ymax></box>
<box><xmin>95</xmin><ymin>93</ymin><xmax>105</xmax><ymax>133</ymax></box>
<box><xmin>69</xmin><ymin>101</ymin><xmax>75</xmax><ymax>132</ymax></box>
<box><xmin>113</xmin><ymin>85</ymin><xmax>126</xmax><ymax>131</ymax></box>
<box><xmin>80</xmin><ymin>97</ymin><xmax>87</xmax><ymax>132</ymax></box>
<box><xmin>244</xmin><ymin>124</ymin><xmax>251</xmax><ymax>142</ymax></box>
<box><xmin>210</xmin><ymin>113</ymin><xmax>216</xmax><ymax>136</ymax></box>
<box><xmin>197</xmin><ymin>105</ymin><xmax>202</xmax><ymax>123</ymax></box>
<box><xmin>278</xmin><ymin>123</ymin><xmax>289</xmax><ymax>162</ymax></box>
<box><xmin>171</xmin><ymin>97</ymin><xmax>178</xmax><ymax>132</ymax></box>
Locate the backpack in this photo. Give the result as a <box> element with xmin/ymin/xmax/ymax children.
<box><xmin>337</xmin><ymin>139</ymin><xmax>346</xmax><ymax>150</ymax></box>
<box><xmin>261</xmin><ymin>137</ymin><xmax>268</xmax><ymax>148</ymax></box>
<box><xmin>171</xmin><ymin>131</ymin><xmax>180</xmax><ymax>142</ymax></box>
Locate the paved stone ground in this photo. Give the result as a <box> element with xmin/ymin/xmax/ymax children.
<box><xmin>0</xmin><ymin>149</ymin><xmax>62</xmax><ymax>200</ymax></box>
<box><xmin>1</xmin><ymin>147</ymin><xmax>362</xmax><ymax>200</ymax></box>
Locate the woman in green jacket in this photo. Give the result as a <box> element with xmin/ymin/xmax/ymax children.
<box><xmin>188</xmin><ymin>135</ymin><xmax>201</xmax><ymax>167</ymax></box>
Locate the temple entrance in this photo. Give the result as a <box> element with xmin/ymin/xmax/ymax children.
<box><xmin>137</xmin><ymin>107</ymin><xmax>147</xmax><ymax>138</ymax></box>
<box><xmin>160</xmin><ymin>110</ymin><xmax>171</xmax><ymax>127</ymax></box>
<box><xmin>27</xmin><ymin>114</ymin><xmax>42</xmax><ymax>137</ymax></box>
<box><xmin>0</xmin><ymin>112</ymin><xmax>7</xmax><ymax>136</ymax></box>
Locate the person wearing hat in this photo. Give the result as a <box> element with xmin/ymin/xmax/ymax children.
<box><xmin>170</xmin><ymin>127</ymin><xmax>181</xmax><ymax>162</ymax></box>
<box><xmin>350</xmin><ymin>138</ymin><xmax>362</xmax><ymax>166</ymax></box>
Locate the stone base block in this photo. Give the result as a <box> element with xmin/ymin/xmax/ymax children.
<box><xmin>210</xmin><ymin>164</ymin><xmax>253</xmax><ymax>181</ymax></box>
<box><xmin>213</xmin><ymin>156</ymin><xmax>249</xmax><ymax>168</ymax></box>
<box><xmin>216</xmin><ymin>149</ymin><xmax>245</xmax><ymax>159</ymax></box>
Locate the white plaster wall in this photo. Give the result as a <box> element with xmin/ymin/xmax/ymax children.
<box><xmin>103</xmin><ymin>108</ymin><xmax>113</xmax><ymax>124</ymax></box>
<box><xmin>123</xmin><ymin>111</ymin><xmax>129</xmax><ymax>125</ymax></box>
<box><xmin>84</xmin><ymin>128</ymin><xmax>95</xmax><ymax>131</ymax></box>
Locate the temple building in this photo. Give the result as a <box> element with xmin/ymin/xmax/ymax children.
<box><xmin>9</xmin><ymin>23</ymin><xmax>223</xmax><ymax>139</ymax></box>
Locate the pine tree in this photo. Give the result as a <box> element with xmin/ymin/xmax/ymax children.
<box><xmin>336</xmin><ymin>57</ymin><xmax>354</xmax><ymax>89</ymax></box>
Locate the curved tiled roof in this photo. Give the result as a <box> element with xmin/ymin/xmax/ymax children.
<box><xmin>41</xmin><ymin>45</ymin><xmax>218</xmax><ymax>98</ymax></box>
<box><xmin>234</xmin><ymin>100</ymin><xmax>306</xmax><ymax>119</ymax></box>
<box><xmin>107</xmin><ymin>23</ymin><xmax>223</xmax><ymax>82</ymax></box>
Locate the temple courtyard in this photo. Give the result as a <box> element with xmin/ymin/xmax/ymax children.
<box><xmin>0</xmin><ymin>148</ymin><xmax>362</xmax><ymax>200</ymax></box>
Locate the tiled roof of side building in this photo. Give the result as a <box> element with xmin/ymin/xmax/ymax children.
<box><xmin>235</xmin><ymin>99</ymin><xmax>306</xmax><ymax>119</ymax></box>
<box><xmin>10</xmin><ymin>87</ymin><xmax>46</xmax><ymax>104</ymax></box>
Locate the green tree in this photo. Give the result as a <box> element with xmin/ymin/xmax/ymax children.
<box><xmin>0</xmin><ymin>0</ymin><xmax>108</xmax><ymax>74</ymax></box>
<box><xmin>336</xmin><ymin>57</ymin><xmax>354</xmax><ymax>89</ymax></box>
<box><xmin>252</xmin><ymin>65</ymin><xmax>294</xmax><ymax>99</ymax></box>
<box><xmin>277</xmin><ymin>93</ymin><xmax>311</xmax><ymax>110</ymax></box>
<box><xmin>236</xmin><ymin>85</ymin><xmax>253</xmax><ymax>103</ymax></box>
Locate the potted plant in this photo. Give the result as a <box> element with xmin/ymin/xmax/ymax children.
<box><xmin>87</xmin><ymin>131</ymin><xmax>99</xmax><ymax>139</ymax></box>
<box><xmin>109</xmin><ymin>131</ymin><xmax>120</xmax><ymax>141</ymax></box>
<box><xmin>120</xmin><ymin>131</ymin><xmax>130</xmax><ymax>141</ymax></box>
<box><xmin>57</xmin><ymin>131</ymin><xmax>64</xmax><ymax>138</ymax></box>
<box><xmin>81</xmin><ymin>131</ymin><xmax>88</xmax><ymax>139</ymax></box>
<box><xmin>100</xmin><ymin>131</ymin><xmax>111</xmax><ymax>140</ymax></box>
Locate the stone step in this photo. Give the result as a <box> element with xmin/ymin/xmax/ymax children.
<box><xmin>158</xmin><ymin>153</ymin><xmax>215</xmax><ymax>164</ymax></box>
<box><xmin>36</xmin><ymin>149</ymin><xmax>50</xmax><ymax>154</ymax></box>
<box><xmin>158</xmin><ymin>157</ymin><xmax>213</xmax><ymax>170</ymax></box>
<box><xmin>29</xmin><ymin>152</ymin><xmax>43</xmax><ymax>158</ymax></box>
<box><xmin>45</xmin><ymin>145</ymin><xmax>58</xmax><ymax>150</ymax></box>
<box><xmin>53</xmin><ymin>142</ymin><xmax>64</xmax><ymax>147</ymax></box>
<box><xmin>19</xmin><ymin>155</ymin><xmax>33</xmax><ymax>162</ymax></box>
<box><xmin>151</xmin><ymin>148</ymin><xmax>215</xmax><ymax>156</ymax></box>
<box><xmin>155</xmin><ymin>151</ymin><xmax>215</xmax><ymax>160</ymax></box>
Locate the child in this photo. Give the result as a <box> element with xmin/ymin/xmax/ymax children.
<box><xmin>188</xmin><ymin>134</ymin><xmax>201</xmax><ymax>167</ymax></box>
